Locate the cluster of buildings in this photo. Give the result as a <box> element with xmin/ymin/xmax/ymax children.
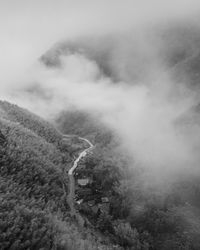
<box><xmin>74</xmin><ymin>170</ymin><xmax>110</xmax><ymax>216</ymax></box>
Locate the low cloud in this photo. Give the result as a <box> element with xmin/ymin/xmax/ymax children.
<box><xmin>1</xmin><ymin>0</ymin><xmax>200</xmax><ymax>184</ymax></box>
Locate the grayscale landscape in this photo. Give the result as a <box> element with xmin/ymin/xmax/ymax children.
<box><xmin>1</xmin><ymin>0</ymin><xmax>200</xmax><ymax>249</ymax></box>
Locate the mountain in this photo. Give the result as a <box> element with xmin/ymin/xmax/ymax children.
<box><xmin>40</xmin><ymin>23</ymin><xmax>200</xmax><ymax>89</ymax></box>
<box><xmin>3</xmin><ymin>24</ymin><xmax>200</xmax><ymax>249</ymax></box>
<box><xmin>56</xmin><ymin>109</ymin><xmax>200</xmax><ymax>250</ymax></box>
<box><xmin>0</xmin><ymin>100</ymin><xmax>120</xmax><ymax>250</ymax></box>
<box><xmin>1</xmin><ymin>100</ymin><xmax>200</xmax><ymax>249</ymax></box>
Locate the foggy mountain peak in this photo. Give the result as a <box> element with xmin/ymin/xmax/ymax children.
<box><xmin>3</xmin><ymin>1</ymin><xmax>200</xmax><ymax>249</ymax></box>
<box><xmin>4</xmin><ymin>21</ymin><xmax>200</xmax><ymax>183</ymax></box>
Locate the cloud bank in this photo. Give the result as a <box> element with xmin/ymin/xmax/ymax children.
<box><xmin>1</xmin><ymin>0</ymin><xmax>200</xmax><ymax>183</ymax></box>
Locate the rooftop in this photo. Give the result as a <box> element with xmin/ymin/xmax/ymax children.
<box><xmin>77</xmin><ymin>178</ymin><xmax>92</xmax><ymax>186</ymax></box>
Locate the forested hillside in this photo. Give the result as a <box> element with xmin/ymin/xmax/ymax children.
<box><xmin>56</xmin><ymin>110</ymin><xmax>114</xmax><ymax>145</ymax></box>
<box><xmin>1</xmin><ymin>101</ymin><xmax>200</xmax><ymax>249</ymax></box>
<box><xmin>0</xmin><ymin>101</ymin><xmax>121</xmax><ymax>250</ymax></box>
<box><xmin>0</xmin><ymin>100</ymin><xmax>62</xmax><ymax>144</ymax></box>
<box><xmin>56</xmin><ymin>110</ymin><xmax>200</xmax><ymax>250</ymax></box>
<box><xmin>3</xmin><ymin>0</ymin><xmax>200</xmax><ymax>249</ymax></box>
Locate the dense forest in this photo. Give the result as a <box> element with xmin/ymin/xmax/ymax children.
<box><xmin>1</xmin><ymin>101</ymin><xmax>200</xmax><ymax>249</ymax></box>
<box><xmin>0</xmin><ymin>101</ymin><xmax>121</xmax><ymax>250</ymax></box>
<box><xmin>57</xmin><ymin>110</ymin><xmax>200</xmax><ymax>250</ymax></box>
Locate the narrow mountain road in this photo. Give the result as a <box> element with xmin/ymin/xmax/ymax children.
<box><xmin>63</xmin><ymin>135</ymin><xmax>94</xmax><ymax>218</ymax></box>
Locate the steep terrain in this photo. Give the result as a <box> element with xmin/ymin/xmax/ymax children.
<box><xmin>0</xmin><ymin>100</ymin><xmax>121</xmax><ymax>250</ymax></box>
<box><xmin>1</xmin><ymin>101</ymin><xmax>200</xmax><ymax>249</ymax></box>
<box><xmin>3</xmin><ymin>24</ymin><xmax>200</xmax><ymax>249</ymax></box>
<box><xmin>56</xmin><ymin>110</ymin><xmax>200</xmax><ymax>250</ymax></box>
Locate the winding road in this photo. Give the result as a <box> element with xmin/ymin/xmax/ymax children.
<box><xmin>63</xmin><ymin>135</ymin><xmax>94</xmax><ymax>217</ymax></box>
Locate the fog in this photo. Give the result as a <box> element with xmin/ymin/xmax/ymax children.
<box><xmin>1</xmin><ymin>0</ymin><xmax>200</xmax><ymax>183</ymax></box>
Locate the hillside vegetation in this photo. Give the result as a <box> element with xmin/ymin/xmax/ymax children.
<box><xmin>56</xmin><ymin>110</ymin><xmax>200</xmax><ymax>250</ymax></box>
<box><xmin>2</xmin><ymin>100</ymin><xmax>200</xmax><ymax>249</ymax></box>
<box><xmin>0</xmin><ymin>101</ymin><xmax>121</xmax><ymax>250</ymax></box>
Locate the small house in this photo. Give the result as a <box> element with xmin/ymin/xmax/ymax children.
<box><xmin>88</xmin><ymin>200</ymin><xmax>95</xmax><ymax>207</ymax></box>
<box><xmin>101</xmin><ymin>197</ymin><xmax>109</xmax><ymax>203</ymax></box>
<box><xmin>76</xmin><ymin>199</ymin><xmax>84</xmax><ymax>205</ymax></box>
<box><xmin>77</xmin><ymin>178</ymin><xmax>92</xmax><ymax>186</ymax></box>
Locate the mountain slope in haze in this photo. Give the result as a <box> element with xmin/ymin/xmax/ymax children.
<box><xmin>40</xmin><ymin>23</ymin><xmax>200</xmax><ymax>89</ymax></box>
<box><xmin>1</xmin><ymin>103</ymin><xmax>200</xmax><ymax>249</ymax></box>
<box><xmin>56</xmin><ymin>109</ymin><xmax>115</xmax><ymax>145</ymax></box>
<box><xmin>0</xmin><ymin>100</ymin><xmax>121</xmax><ymax>250</ymax></box>
<box><xmin>55</xmin><ymin>109</ymin><xmax>200</xmax><ymax>250</ymax></box>
<box><xmin>3</xmin><ymin>23</ymin><xmax>200</xmax><ymax>249</ymax></box>
<box><xmin>0</xmin><ymin>100</ymin><xmax>63</xmax><ymax>145</ymax></box>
